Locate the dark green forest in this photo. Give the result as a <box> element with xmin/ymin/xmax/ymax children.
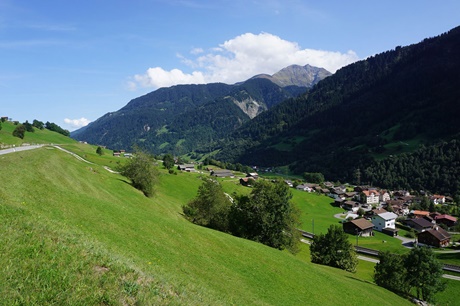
<box><xmin>362</xmin><ymin>139</ymin><xmax>460</xmax><ymax>195</ymax></box>
<box><xmin>215</xmin><ymin>26</ymin><xmax>460</xmax><ymax>195</ymax></box>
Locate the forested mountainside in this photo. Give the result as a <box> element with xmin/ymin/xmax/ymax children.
<box><xmin>362</xmin><ymin>139</ymin><xmax>460</xmax><ymax>195</ymax></box>
<box><xmin>72</xmin><ymin>65</ymin><xmax>329</xmax><ymax>153</ymax></box>
<box><xmin>216</xmin><ymin>26</ymin><xmax>460</xmax><ymax>194</ymax></box>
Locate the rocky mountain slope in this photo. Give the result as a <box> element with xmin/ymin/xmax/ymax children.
<box><xmin>72</xmin><ymin>65</ymin><xmax>330</xmax><ymax>153</ymax></box>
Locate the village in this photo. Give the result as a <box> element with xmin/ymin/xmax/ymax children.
<box><xmin>173</xmin><ymin>163</ymin><xmax>459</xmax><ymax>249</ymax></box>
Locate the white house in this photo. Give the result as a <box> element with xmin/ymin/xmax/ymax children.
<box><xmin>361</xmin><ymin>190</ymin><xmax>380</xmax><ymax>204</ymax></box>
<box><xmin>296</xmin><ymin>184</ymin><xmax>312</xmax><ymax>192</ymax></box>
<box><xmin>430</xmin><ymin>195</ymin><xmax>446</xmax><ymax>205</ymax></box>
<box><xmin>371</xmin><ymin>212</ymin><xmax>398</xmax><ymax>232</ymax></box>
<box><xmin>379</xmin><ymin>190</ymin><xmax>390</xmax><ymax>202</ymax></box>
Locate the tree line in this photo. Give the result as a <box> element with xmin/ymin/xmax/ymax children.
<box><xmin>10</xmin><ymin>119</ymin><xmax>70</xmax><ymax>139</ymax></box>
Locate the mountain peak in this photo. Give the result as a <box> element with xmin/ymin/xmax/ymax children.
<box><xmin>251</xmin><ymin>64</ymin><xmax>332</xmax><ymax>88</ymax></box>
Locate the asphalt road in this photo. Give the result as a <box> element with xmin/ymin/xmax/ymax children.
<box><xmin>0</xmin><ymin>144</ymin><xmax>44</xmax><ymax>155</ymax></box>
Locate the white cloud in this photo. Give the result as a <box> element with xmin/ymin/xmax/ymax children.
<box><xmin>190</xmin><ymin>47</ymin><xmax>204</xmax><ymax>55</ymax></box>
<box><xmin>131</xmin><ymin>32</ymin><xmax>359</xmax><ymax>89</ymax></box>
<box><xmin>64</xmin><ymin>117</ymin><xmax>91</xmax><ymax>129</ymax></box>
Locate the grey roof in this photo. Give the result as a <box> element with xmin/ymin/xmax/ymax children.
<box><xmin>377</xmin><ymin>212</ymin><xmax>398</xmax><ymax>220</ymax></box>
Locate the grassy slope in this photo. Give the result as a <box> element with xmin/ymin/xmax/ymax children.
<box><xmin>0</xmin><ymin>147</ymin><xmax>411</xmax><ymax>305</ymax></box>
<box><xmin>0</xmin><ymin>121</ymin><xmax>75</xmax><ymax>146</ymax></box>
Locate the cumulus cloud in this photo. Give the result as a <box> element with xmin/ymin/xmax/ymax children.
<box><xmin>131</xmin><ymin>32</ymin><xmax>359</xmax><ymax>89</ymax></box>
<box><xmin>64</xmin><ymin>117</ymin><xmax>91</xmax><ymax>129</ymax></box>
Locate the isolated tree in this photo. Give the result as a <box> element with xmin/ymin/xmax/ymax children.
<box><xmin>229</xmin><ymin>179</ymin><xmax>301</xmax><ymax>253</ymax></box>
<box><xmin>404</xmin><ymin>246</ymin><xmax>446</xmax><ymax>303</ymax></box>
<box><xmin>374</xmin><ymin>251</ymin><xmax>409</xmax><ymax>294</ymax></box>
<box><xmin>119</xmin><ymin>151</ymin><xmax>159</xmax><ymax>197</ymax></box>
<box><xmin>182</xmin><ymin>177</ymin><xmax>232</xmax><ymax>232</ymax></box>
<box><xmin>96</xmin><ymin>146</ymin><xmax>103</xmax><ymax>156</ymax></box>
<box><xmin>162</xmin><ymin>154</ymin><xmax>175</xmax><ymax>170</ymax></box>
<box><xmin>310</xmin><ymin>224</ymin><xmax>358</xmax><ymax>272</ymax></box>
<box><xmin>12</xmin><ymin>124</ymin><xmax>26</xmax><ymax>139</ymax></box>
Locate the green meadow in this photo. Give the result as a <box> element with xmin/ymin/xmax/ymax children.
<box><xmin>0</xmin><ymin>130</ymin><xmax>455</xmax><ymax>304</ymax></box>
<box><xmin>0</xmin><ymin>121</ymin><xmax>75</xmax><ymax>146</ymax></box>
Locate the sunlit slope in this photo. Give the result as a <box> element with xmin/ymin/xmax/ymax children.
<box><xmin>0</xmin><ymin>148</ymin><xmax>411</xmax><ymax>305</ymax></box>
<box><xmin>0</xmin><ymin>121</ymin><xmax>76</xmax><ymax>145</ymax></box>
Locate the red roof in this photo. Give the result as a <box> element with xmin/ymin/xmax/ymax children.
<box><xmin>412</xmin><ymin>210</ymin><xmax>430</xmax><ymax>216</ymax></box>
<box><xmin>435</xmin><ymin>214</ymin><xmax>458</xmax><ymax>222</ymax></box>
<box><xmin>362</xmin><ymin>190</ymin><xmax>380</xmax><ymax>196</ymax></box>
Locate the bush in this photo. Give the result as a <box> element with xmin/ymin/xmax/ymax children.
<box><xmin>12</xmin><ymin>125</ymin><xmax>26</xmax><ymax>139</ymax></box>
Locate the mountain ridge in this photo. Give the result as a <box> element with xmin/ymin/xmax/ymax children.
<box><xmin>71</xmin><ymin>65</ymin><xmax>331</xmax><ymax>153</ymax></box>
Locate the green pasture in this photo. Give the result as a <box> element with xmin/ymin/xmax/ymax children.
<box><xmin>0</xmin><ymin>147</ymin><xmax>413</xmax><ymax>305</ymax></box>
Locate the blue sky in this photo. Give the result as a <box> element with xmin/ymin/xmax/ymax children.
<box><xmin>1</xmin><ymin>0</ymin><xmax>459</xmax><ymax>131</ymax></box>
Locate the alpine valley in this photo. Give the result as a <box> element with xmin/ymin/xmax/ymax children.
<box><xmin>73</xmin><ymin>26</ymin><xmax>460</xmax><ymax>195</ymax></box>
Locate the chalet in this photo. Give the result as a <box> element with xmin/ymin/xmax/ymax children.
<box><xmin>113</xmin><ymin>152</ymin><xmax>121</xmax><ymax>157</ymax></box>
<box><xmin>395</xmin><ymin>195</ymin><xmax>415</xmax><ymax>204</ymax></box>
<box><xmin>321</xmin><ymin>188</ymin><xmax>329</xmax><ymax>194</ymax></box>
<box><xmin>430</xmin><ymin>195</ymin><xmax>446</xmax><ymax>205</ymax></box>
<box><xmin>329</xmin><ymin>188</ymin><xmax>346</xmax><ymax>200</ymax></box>
<box><xmin>434</xmin><ymin>214</ymin><xmax>458</xmax><ymax>228</ymax></box>
<box><xmin>344</xmin><ymin>191</ymin><xmax>357</xmax><ymax>199</ymax></box>
<box><xmin>343</xmin><ymin>201</ymin><xmax>360</xmax><ymax>212</ymax></box>
<box><xmin>284</xmin><ymin>180</ymin><xmax>293</xmax><ymax>188</ymax></box>
<box><xmin>379</xmin><ymin>190</ymin><xmax>390</xmax><ymax>202</ymax></box>
<box><xmin>240</xmin><ymin>177</ymin><xmax>254</xmax><ymax>186</ymax></box>
<box><xmin>324</xmin><ymin>182</ymin><xmax>334</xmax><ymax>188</ymax></box>
<box><xmin>371</xmin><ymin>212</ymin><xmax>398</xmax><ymax>236</ymax></box>
<box><xmin>247</xmin><ymin>172</ymin><xmax>259</xmax><ymax>180</ymax></box>
<box><xmin>417</xmin><ymin>226</ymin><xmax>451</xmax><ymax>248</ymax></box>
<box><xmin>371</xmin><ymin>208</ymin><xmax>387</xmax><ymax>215</ymax></box>
<box><xmin>385</xmin><ymin>200</ymin><xmax>409</xmax><ymax>216</ymax></box>
<box><xmin>343</xmin><ymin>218</ymin><xmax>374</xmax><ymax>237</ymax></box>
<box><xmin>411</xmin><ymin>210</ymin><xmax>430</xmax><ymax>218</ymax></box>
<box><xmin>360</xmin><ymin>189</ymin><xmax>380</xmax><ymax>204</ymax></box>
<box><xmin>394</xmin><ymin>190</ymin><xmax>411</xmax><ymax>197</ymax></box>
<box><xmin>211</xmin><ymin>169</ymin><xmax>234</xmax><ymax>178</ymax></box>
<box><xmin>334</xmin><ymin>198</ymin><xmax>345</xmax><ymax>207</ymax></box>
<box><xmin>404</xmin><ymin>218</ymin><xmax>433</xmax><ymax>233</ymax></box>
<box><xmin>296</xmin><ymin>184</ymin><xmax>312</xmax><ymax>192</ymax></box>
<box><xmin>354</xmin><ymin>185</ymin><xmax>371</xmax><ymax>193</ymax></box>
<box><xmin>178</xmin><ymin>164</ymin><xmax>196</xmax><ymax>172</ymax></box>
